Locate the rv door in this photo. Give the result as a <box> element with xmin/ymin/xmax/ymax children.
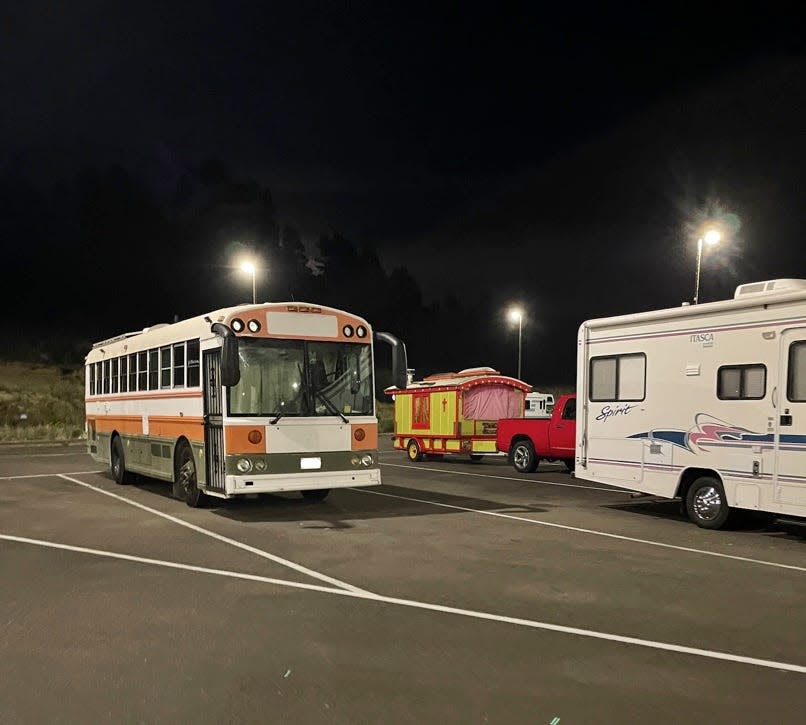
<box><xmin>775</xmin><ymin>328</ymin><xmax>806</xmax><ymax>509</ymax></box>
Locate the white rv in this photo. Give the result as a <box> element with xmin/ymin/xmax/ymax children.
<box><xmin>524</xmin><ymin>392</ymin><xmax>555</xmax><ymax>418</ymax></box>
<box><xmin>576</xmin><ymin>279</ymin><xmax>806</xmax><ymax>529</ymax></box>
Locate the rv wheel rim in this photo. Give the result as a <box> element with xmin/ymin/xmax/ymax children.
<box><xmin>693</xmin><ymin>486</ymin><xmax>722</xmax><ymax>521</ymax></box>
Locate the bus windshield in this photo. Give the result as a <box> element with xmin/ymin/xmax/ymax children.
<box><xmin>228</xmin><ymin>339</ymin><xmax>374</xmax><ymax>418</ymax></box>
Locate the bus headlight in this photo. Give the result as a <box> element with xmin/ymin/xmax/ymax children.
<box><xmin>236</xmin><ymin>458</ymin><xmax>253</xmax><ymax>473</ymax></box>
<box><xmin>361</xmin><ymin>454</ymin><xmax>373</xmax><ymax>466</ymax></box>
<box><xmin>351</xmin><ymin>455</ymin><xmax>360</xmax><ymax>467</ymax></box>
<box><xmin>254</xmin><ymin>458</ymin><xmax>267</xmax><ymax>472</ymax></box>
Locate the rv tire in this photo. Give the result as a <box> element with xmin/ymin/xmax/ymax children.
<box><xmin>407</xmin><ymin>439</ymin><xmax>424</xmax><ymax>462</ymax></box>
<box><xmin>686</xmin><ymin>476</ymin><xmax>733</xmax><ymax>529</ymax></box>
<box><xmin>511</xmin><ymin>440</ymin><xmax>538</xmax><ymax>474</ymax></box>
<box><xmin>563</xmin><ymin>458</ymin><xmax>575</xmax><ymax>472</ymax></box>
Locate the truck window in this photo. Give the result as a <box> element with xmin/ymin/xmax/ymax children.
<box><xmin>717</xmin><ymin>364</ymin><xmax>766</xmax><ymax>400</ymax></box>
<box><xmin>561</xmin><ymin>398</ymin><xmax>576</xmax><ymax>420</ymax></box>
<box><xmin>589</xmin><ymin>353</ymin><xmax>646</xmax><ymax>402</ymax></box>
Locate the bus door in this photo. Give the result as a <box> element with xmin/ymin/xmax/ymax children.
<box><xmin>203</xmin><ymin>349</ymin><xmax>226</xmax><ymax>493</ymax></box>
<box><xmin>774</xmin><ymin>328</ymin><xmax>806</xmax><ymax>510</ymax></box>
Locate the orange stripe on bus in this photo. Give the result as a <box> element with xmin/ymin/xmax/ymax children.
<box><xmin>225</xmin><ymin>426</ymin><xmax>266</xmax><ymax>454</ymax></box>
<box><xmin>85</xmin><ymin>390</ymin><xmax>203</xmax><ymax>403</ymax></box>
<box><xmin>351</xmin><ymin>423</ymin><xmax>378</xmax><ymax>451</ymax></box>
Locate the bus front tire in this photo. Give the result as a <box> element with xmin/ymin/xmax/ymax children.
<box><xmin>511</xmin><ymin>440</ymin><xmax>538</xmax><ymax>473</ymax></box>
<box><xmin>686</xmin><ymin>476</ymin><xmax>733</xmax><ymax>529</ymax></box>
<box><xmin>301</xmin><ymin>489</ymin><xmax>330</xmax><ymax>503</ymax></box>
<box><xmin>111</xmin><ymin>436</ymin><xmax>130</xmax><ymax>485</ymax></box>
<box><xmin>175</xmin><ymin>441</ymin><xmax>205</xmax><ymax>508</ymax></box>
<box><xmin>407</xmin><ymin>439</ymin><xmax>424</xmax><ymax>462</ymax></box>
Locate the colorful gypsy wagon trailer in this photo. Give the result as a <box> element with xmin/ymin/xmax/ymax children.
<box><xmin>386</xmin><ymin>367</ymin><xmax>531</xmax><ymax>462</ymax></box>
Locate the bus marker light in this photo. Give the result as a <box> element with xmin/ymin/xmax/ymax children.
<box><xmin>356</xmin><ymin>325</ymin><xmax>367</xmax><ymax>338</ymax></box>
<box><xmin>354</xmin><ymin>428</ymin><xmax>366</xmax><ymax>441</ymax></box>
<box><xmin>247</xmin><ymin>319</ymin><xmax>261</xmax><ymax>332</ymax></box>
<box><xmin>231</xmin><ymin>318</ymin><xmax>245</xmax><ymax>332</ymax></box>
<box><xmin>343</xmin><ymin>325</ymin><xmax>354</xmax><ymax>337</ymax></box>
<box><xmin>248</xmin><ymin>429</ymin><xmax>263</xmax><ymax>444</ymax></box>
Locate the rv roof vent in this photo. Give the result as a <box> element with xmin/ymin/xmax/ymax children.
<box><xmin>734</xmin><ymin>279</ymin><xmax>806</xmax><ymax>299</ymax></box>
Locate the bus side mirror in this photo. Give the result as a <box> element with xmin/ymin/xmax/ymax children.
<box><xmin>211</xmin><ymin>323</ymin><xmax>241</xmax><ymax>387</ymax></box>
<box><xmin>374</xmin><ymin>331</ymin><xmax>407</xmax><ymax>390</ymax></box>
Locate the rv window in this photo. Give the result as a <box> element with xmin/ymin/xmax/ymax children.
<box><xmin>589</xmin><ymin>353</ymin><xmax>646</xmax><ymax>402</ymax></box>
<box><xmin>717</xmin><ymin>364</ymin><xmax>766</xmax><ymax>400</ymax></box>
<box><xmin>788</xmin><ymin>342</ymin><xmax>806</xmax><ymax>402</ymax></box>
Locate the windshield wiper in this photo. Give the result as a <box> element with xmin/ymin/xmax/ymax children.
<box><xmin>269</xmin><ymin>412</ymin><xmax>284</xmax><ymax>424</ymax></box>
<box><xmin>314</xmin><ymin>388</ymin><xmax>349</xmax><ymax>423</ymax></box>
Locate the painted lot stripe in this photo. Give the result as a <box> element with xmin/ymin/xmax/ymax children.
<box><xmin>353</xmin><ymin>488</ymin><xmax>806</xmax><ymax>574</ymax></box>
<box><xmin>381</xmin><ymin>461</ymin><xmax>623</xmax><ymax>493</ymax></box>
<box><xmin>3</xmin><ymin>533</ymin><xmax>805</xmax><ymax>676</ymax></box>
<box><xmin>0</xmin><ymin>470</ymin><xmax>104</xmax><ymax>480</ymax></box>
<box><xmin>57</xmin><ymin>474</ymin><xmax>372</xmax><ymax>595</ymax></box>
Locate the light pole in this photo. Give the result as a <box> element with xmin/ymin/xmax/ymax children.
<box><xmin>508</xmin><ymin>307</ymin><xmax>523</xmax><ymax>380</ymax></box>
<box><xmin>241</xmin><ymin>261</ymin><xmax>256</xmax><ymax>304</ymax></box>
<box><xmin>693</xmin><ymin>229</ymin><xmax>721</xmax><ymax>304</ymax></box>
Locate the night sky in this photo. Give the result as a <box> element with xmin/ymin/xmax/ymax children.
<box><xmin>2</xmin><ymin>3</ymin><xmax>805</xmax><ymax>386</ymax></box>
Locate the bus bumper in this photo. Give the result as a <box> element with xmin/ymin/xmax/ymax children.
<box><xmin>223</xmin><ymin>467</ymin><xmax>381</xmax><ymax>495</ymax></box>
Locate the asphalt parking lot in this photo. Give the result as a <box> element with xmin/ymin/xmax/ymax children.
<box><xmin>1</xmin><ymin>440</ymin><xmax>805</xmax><ymax>723</ymax></box>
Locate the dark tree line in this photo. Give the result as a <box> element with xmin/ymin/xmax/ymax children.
<box><xmin>0</xmin><ymin>160</ymin><xmax>565</xmax><ymax>387</ymax></box>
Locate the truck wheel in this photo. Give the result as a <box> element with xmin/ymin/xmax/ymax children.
<box><xmin>301</xmin><ymin>489</ymin><xmax>330</xmax><ymax>502</ymax></box>
<box><xmin>469</xmin><ymin>454</ymin><xmax>484</xmax><ymax>463</ymax></box>
<box><xmin>563</xmin><ymin>458</ymin><xmax>575</xmax><ymax>472</ymax></box>
<box><xmin>511</xmin><ymin>440</ymin><xmax>538</xmax><ymax>473</ymax></box>
<box><xmin>407</xmin><ymin>439</ymin><xmax>424</xmax><ymax>462</ymax></box>
<box><xmin>686</xmin><ymin>476</ymin><xmax>733</xmax><ymax>529</ymax></box>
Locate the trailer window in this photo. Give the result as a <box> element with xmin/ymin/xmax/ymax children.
<box><xmin>589</xmin><ymin>354</ymin><xmax>645</xmax><ymax>402</ymax></box>
<box><xmin>788</xmin><ymin>342</ymin><xmax>806</xmax><ymax>402</ymax></box>
<box><xmin>718</xmin><ymin>364</ymin><xmax>766</xmax><ymax>400</ymax></box>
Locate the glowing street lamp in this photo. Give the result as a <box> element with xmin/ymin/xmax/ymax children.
<box><xmin>693</xmin><ymin>229</ymin><xmax>721</xmax><ymax>304</ymax></box>
<box><xmin>241</xmin><ymin>260</ymin><xmax>257</xmax><ymax>304</ymax></box>
<box><xmin>508</xmin><ymin>307</ymin><xmax>524</xmax><ymax>380</ymax></box>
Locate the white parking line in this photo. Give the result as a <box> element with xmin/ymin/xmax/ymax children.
<box><xmin>380</xmin><ymin>461</ymin><xmax>622</xmax><ymax>492</ymax></box>
<box><xmin>352</xmin><ymin>488</ymin><xmax>806</xmax><ymax>573</ymax></box>
<box><xmin>3</xmin><ymin>533</ymin><xmax>804</xmax><ymax>675</ymax></box>
<box><xmin>0</xmin><ymin>470</ymin><xmax>104</xmax><ymax>480</ymax></box>
<box><xmin>57</xmin><ymin>474</ymin><xmax>372</xmax><ymax>595</ymax></box>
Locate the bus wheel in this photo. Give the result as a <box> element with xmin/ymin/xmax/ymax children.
<box><xmin>563</xmin><ymin>458</ymin><xmax>575</xmax><ymax>472</ymax></box>
<box><xmin>686</xmin><ymin>476</ymin><xmax>732</xmax><ymax>529</ymax></box>
<box><xmin>175</xmin><ymin>441</ymin><xmax>204</xmax><ymax>508</ymax></box>
<box><xmin>511</xmin><ymin>440</ymin><xmax>538</xmax><ymax>473</ymax></box>
<box><xmin>111</xmin><ymin>436</ymin><xmax>130</xmax><ymax>485</ymax></box>
<box><xmin>301</xmin><ymin>489</ymin><xmax>330</xmax><ymax>503</ymax></box>
<box><xmin>407</xmin><ymin>439</ymin><xmax>423</xmax><ymax>462</ymax></box>
<box><xmin>469</xmin><ymin>454</ymin><xmax>484</xmax><ymax>463</ymax></box>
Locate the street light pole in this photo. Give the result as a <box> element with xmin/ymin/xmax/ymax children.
<box><xmin>241</xmin><ymin>261</ymin><xmax>256</xmax><ymax>303</ymax></box>
<box><xmin>508</xmin><ymin>307</ymin><xmax>524</xmax><ymax>380</ymax></box>
<box><xmin>693</xmin><ymin>229</ymin><xmax>721</xmax><ymax>305</ymax></box>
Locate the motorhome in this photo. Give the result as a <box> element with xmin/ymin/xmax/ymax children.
<box><xmin>576</xmin><ymin>279</ymin><xmax>806</xmax><ymax>529</ymax></box>
<box><xmin>524</xmin><ymin>392</ymin><xmax>554</xmax><ymax>418</ymax></box>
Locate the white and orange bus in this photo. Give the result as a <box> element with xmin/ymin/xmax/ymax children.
<box><xmin>85</xmin><ymin>303</ymin><xmax>406</xmax><ymax>506</ymax></box>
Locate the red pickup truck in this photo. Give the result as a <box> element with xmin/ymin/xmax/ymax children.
<box><xmin>496</xmin><ymin>393</ymin><xmax>576</xmax><ymax>473</ymax></box>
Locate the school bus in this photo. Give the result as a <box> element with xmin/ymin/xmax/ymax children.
<box><xmin>85</xmin><ymin>303</ymin><xmax>406</xmax><ymax>506</ymax></box>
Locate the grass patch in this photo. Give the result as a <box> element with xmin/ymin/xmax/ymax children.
<box><xmin>376</xmin><ymin>400</ymin><xmax>395</xmax><ymax>433</ymax></box>
<box><xmin>0</xmin><ymin>361</ymin><xmax>85</xmax><ymax>442</ymax></box>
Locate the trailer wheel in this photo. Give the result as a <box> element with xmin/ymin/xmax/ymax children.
<box><xmin>686</xmin><ymin>476</ymin><xmax>733</xmax><ymax>529</ymax></box>
<box><xmin>175</xmin><ymin>441</ymin><xmax>205</xmax><ymax>508</ymax></box>
<box><xmin>563</xmin><ymin>458</ymin><xmax>575</xmax><ymax>472</ymax></box>
<box><xmin>110</xmin><ymin>436</ymin><xmax>130</xmax><ymax>485</ymax></box>
<box><xmin>511</xmin><ymin>440</ymin><xmax>538</xmax><ymax>473</ymax></box>
<box><xmin>301</xmin><ymin>489</ymin><xmax>330</xmax><ymax>503</ymax></box>
<box><xmin>406</xmin><ymin>439</ymin><xmax>424</xmax><ymax>462</ymax></box>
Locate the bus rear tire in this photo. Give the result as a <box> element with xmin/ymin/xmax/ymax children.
<box><xmin>301</xmin><ymin>489</ymin><xmax>330</xmax><ymax>503</ymax></box>
<box><xmin>111</xmin><ymin>436</ymin><xmax>130</xmax><ymax>485</ymax></box>
<box><xmin>407</xmin><ymin>439</ymin><xmax>424</xmax><ymax>462</ymax></box>
<box><xmin>686</xmin><ymin>476</ymin><xmax>733</xmax><ymax>529</ymax></box>
<box><xmin>511</xmin><ymin>440</ymin><xmax>538</xmax><ymax>473</ymax></box>
<box><xmin>175</xmin><ymin>441</ymin><xmax>205</xmax><ymax>508</ymax></box>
